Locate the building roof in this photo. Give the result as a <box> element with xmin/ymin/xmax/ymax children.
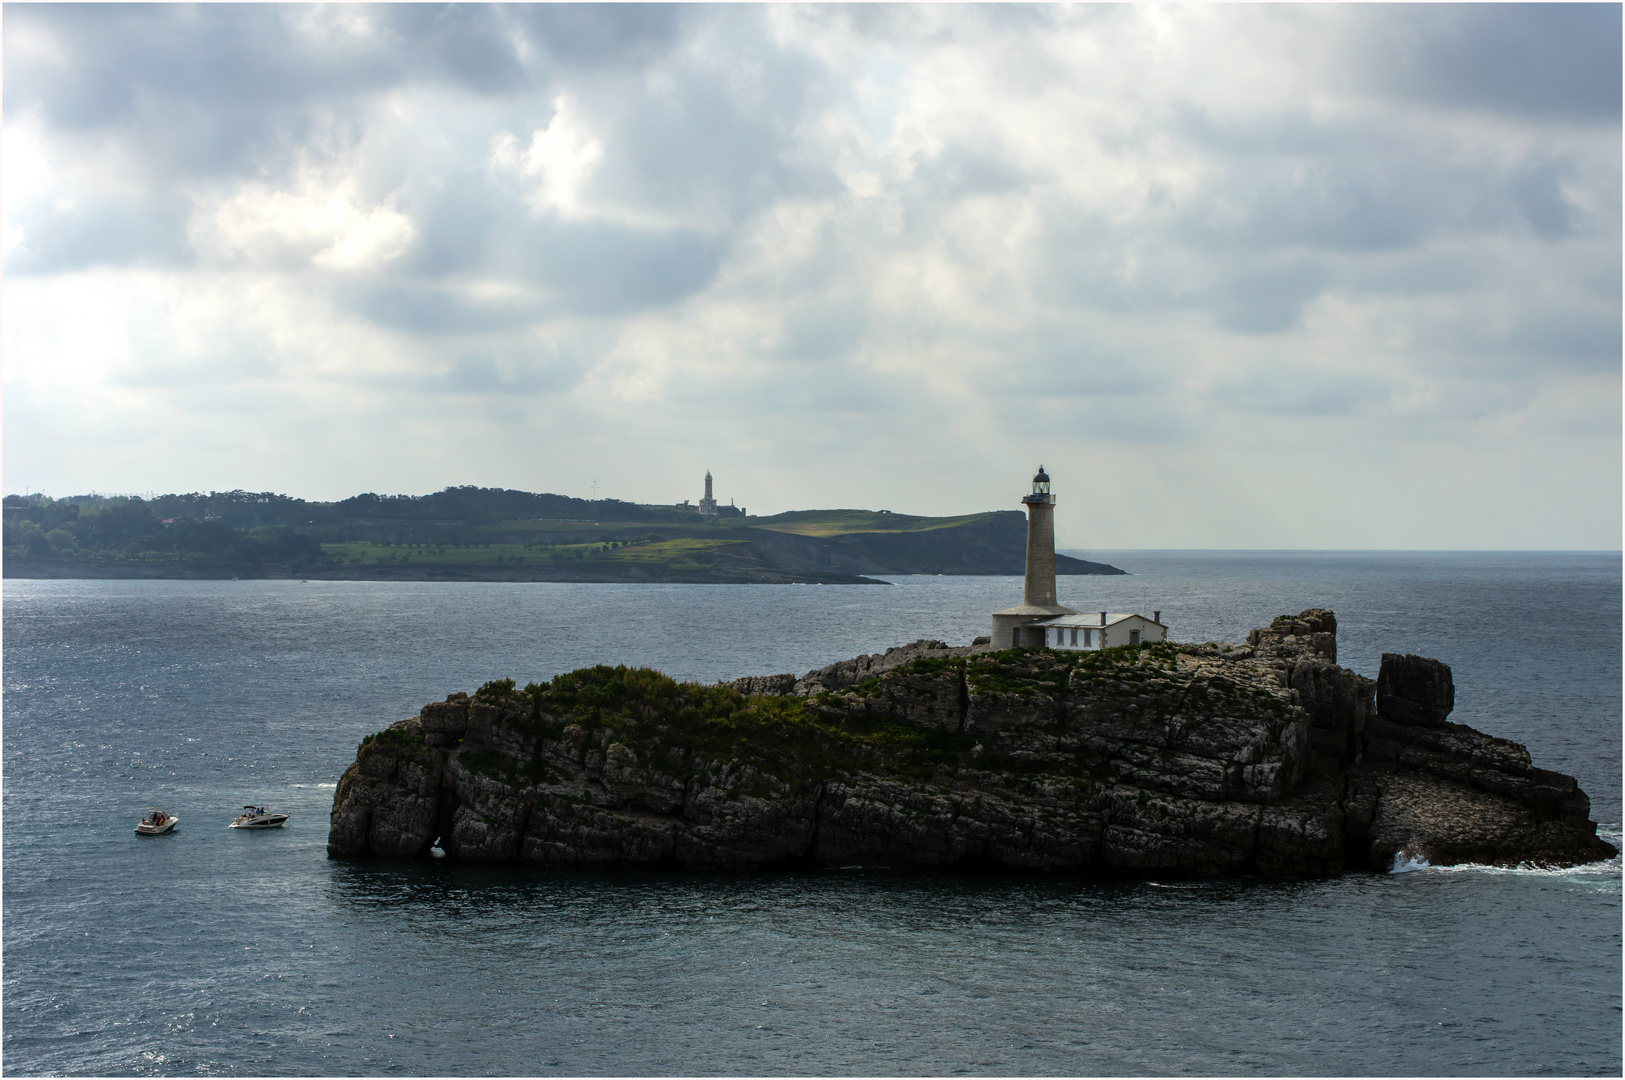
<box><xmin>1029</xmin><ymin>612</ymin><xmax>1165</xmax><ymax>628</ymax></box>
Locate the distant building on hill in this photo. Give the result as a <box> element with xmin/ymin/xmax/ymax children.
<box><xmin>699</xmin><ymin>470</ymin><xmax>718</xmax><ymax>516</ymax></box>
<box><xmin>675</xmin><ymin>471</ymin><xmax>745</xmax><ymax>518</ymax></box>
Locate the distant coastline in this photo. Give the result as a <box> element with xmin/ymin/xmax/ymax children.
<box><xmin>2</xmin><ymin>486</ymin><xmax>1127</xmax><ymax>583</ymax></box>
<box><xmin>2</xmin><ymin>547</ymin><xmax>1124</xmax><ymax>585</ymax></box>
<box><xmin>1</xmin><ymin>553</ymin><xmax>890</xmax><ymax>585</ymax></box>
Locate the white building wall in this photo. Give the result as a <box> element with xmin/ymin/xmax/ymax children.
<box><xmin>1043</xmin><ymin>615</ymin><xmax>1166</xmax><ymax>651</ymax></box>
<box><xmin>1048</xmin><ymin>625</ymin><xmax>1104</xmax><ymax>650</ymax></box>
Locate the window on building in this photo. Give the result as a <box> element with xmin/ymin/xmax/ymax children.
<box><xmin>1083</xmin><ymin>629</ymin><xmax>1092</xmax><ymax>646</ymax></box>
<box><xmin>1130</xmin><ymin>630</ymin><xmax>1141</xmax><ymax>645</ymax></box>
<box><xmin>1070</xmin><ymin>629</ymin><xmax>1078</xmax><ymax>646</ymax></box>
<box><xmin>1011</xmin><ymin>628</ymin><xmax>1021</xmax><ymax>647</ymax></box>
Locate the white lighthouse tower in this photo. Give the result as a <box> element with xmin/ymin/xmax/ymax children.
<box><xmin>990</xmin><ymin>465</ymin><xmax>1079</xmax><ymax>647</ymax></box>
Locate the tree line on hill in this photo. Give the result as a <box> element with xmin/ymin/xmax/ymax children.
<box><xmin>3</xmin><ymin>496</ymin><xmax>325</xmax><ymax>570</ymax></box>
<box><xmin>134</xmin><ymin>486</ymin><xmax>718</xmax><ymax>529</ymax></box>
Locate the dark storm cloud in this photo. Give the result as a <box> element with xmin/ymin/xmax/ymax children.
<box><xmin>908</xmin><ymin>141</ymin><xmax>1032</xmax><ymax>202</ymax></box>
<box><xmin>1347</xmin><ymin>4</ymin><xmax>1622</xmax><ymax>122</ymax></box>
<box><xmin>578</xmin><ymin>21</ymin><xmax>842</xmax><ymax>223</ymax></box>
<box><xmin>347</xmin><ymin>216</ymin><xmax>724</xmax><ymax>333</ymax></box>
<box><xmin>1434</xmin><ymin>309</ymin><xmax>1625</xmax><ymax>376</ymax></box>
<box><xmin>503</xmin><ymin>4</ymin><xmax>686</xmax><ymax>69</ymax></box>
<box><xmin>8</xmin><ymin>5</ymin><xmax>405</xmax><ymax>169</ymax></box>
<box><xmin>1033</xmin><ymin>212</ymin><xmax>1328</xmax><ymax>334</ymax></box>
<box><xmin>958</xmin><ymin>316</ymin><xmax>1171</xmax><ymax>403</ymax></box>
<box><xmin>1008</xmin><ymin>348</ymin><xmax>1162</xmax><ymax>401</ymax></box>
<box><xmin>1334</xmin><ymin>251</ymin><xmax>1482</xmax><ymax>299</ymax></box>
<box><xmin>1506</xmin><ymin>312</ymin><xmax>1621</xmax><ymax>370</ymax></box>
<box><xmin>1510</xmin><ymin>159</ymin><xmax>1575</xmax><ymax>240</ymax></box>
<box><xmin>344</xmin><ymin>284</ymin><xmax>550</xmax><ymax>335</ymax></box>
<box><xmin>5</xmin><ymin>4</ymin><xmax>687</xmax><ymax>133</ymax></box>
<box><xmin>1212</xmin><ymin>257</ymin><xmax>1329</xmax><ymax>335</ymax></box>
<box><xmin>427</xmin><ymin>351</ymin><xmax>587</xmax><ymax>395</ymax></box>
<box><xmin>1211</xmin><ymin>370</ymin><xmax>1391</xmax><ymax>419</ymax></box>
<box><xmin>1034</xmin><ymin>211</ymin><xmax>1174</xmax><ymax>315</ymax></box>
<box><xmin>510</xmin><ymin>216</ymin><xmax>727</xmax><ymax>314</ymax></box>
<box><xmin>1169</xmin><ymin>120</ymin><xmax>1572</xmax><ymax>256</ymax></box>
<box><xmin>775</xmin><ymin>295</ymin><xmax>868</xmax><ymax>361</ymax></box>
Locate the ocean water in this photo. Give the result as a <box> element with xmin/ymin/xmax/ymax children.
<box><xmin>3</xmin><ymin>551</ymin><xmax>1619</xmax><ymax>1076</ymax></box>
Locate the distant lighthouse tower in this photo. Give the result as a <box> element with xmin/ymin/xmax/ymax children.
<box><xmin>990</xmin><ymin>465</ymin><xmax>1079</xmax><ymax>647</ymax></box>
<box><xmin>698</xmin><ymin>470</ymin><xmax>718</xmax><ymax>517</ymax></box>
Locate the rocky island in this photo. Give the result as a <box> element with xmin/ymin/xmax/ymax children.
<box><xmin>327</xmin><ymin>609</ymin><xmax>1615</xmax><ymax>877</ymax></box>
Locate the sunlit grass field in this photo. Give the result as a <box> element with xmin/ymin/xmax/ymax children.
<box><xmin>751</xmin><ymin>509</ymin><xmax>990</xmax><ymax>537</ymax></box>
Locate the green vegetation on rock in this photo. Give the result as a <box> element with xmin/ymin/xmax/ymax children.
<box><xmin>470</xmin><ymin>662</ymin><xmax>977</xmax><ymax>785</ymax></box>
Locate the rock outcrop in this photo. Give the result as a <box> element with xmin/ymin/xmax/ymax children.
<box><xmin>1375</xmin><ymin>652</ymin><xmax>1455</xmax><ymax>726</ymax></box>
<box><xmin>328</xmin><ymin>610</ymin><xmax>1615</xmax><ymax>877</ymax></box>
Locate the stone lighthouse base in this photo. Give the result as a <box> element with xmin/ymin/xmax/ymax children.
<box><xmin>991</xmin><ymin>602</ymin><xmax>1079</xmax><ymax>649</ymax></box>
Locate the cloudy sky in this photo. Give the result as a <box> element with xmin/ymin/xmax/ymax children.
<box><xmin>5</xmin><ymin>4</ymin><xmax>1619</xmax><ymax>548</ymax></box>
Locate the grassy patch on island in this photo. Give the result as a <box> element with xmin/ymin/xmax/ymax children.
<box><xmin>471</xmin><ymin>664</ymin><xmax>974</xmax><ymax>786</ymax></box>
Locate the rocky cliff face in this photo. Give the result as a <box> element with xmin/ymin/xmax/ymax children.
<box><xmin>327</xmin><ymin>610</ymin><xmax>1615</xmax><ymax>877</ymax></box>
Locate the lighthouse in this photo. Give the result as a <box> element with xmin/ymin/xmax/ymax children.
<box><xmin>990</xmin><ymin>465</ymin><xmax>1079</xmax><ymax>648</ymax></box>
<box><xmin>698</xmin><ymin>470</ymin><xmax>718</xmax><ymax>517</ymax></box>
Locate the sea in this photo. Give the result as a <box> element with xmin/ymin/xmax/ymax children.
<box><xmin>3</xmin><ymin>551</ymin><xmax>1620</xmax><ymax>1076</ymax></box>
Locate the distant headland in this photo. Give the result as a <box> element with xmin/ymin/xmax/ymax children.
<box><xmin>0</xmin><ymin>478</ymin><xmax>1127</xmax><ymax>583</ymax></box>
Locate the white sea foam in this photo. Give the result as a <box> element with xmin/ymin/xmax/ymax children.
<box><xmin>1386</xmin><ymin>828</ymin><xmax>1622</xmax><ymax>883</ymax></box>
<box><xmin>1390</xmin><ymin>851</ymin><xmax>1430</xmax><ymax>873</ymax></box>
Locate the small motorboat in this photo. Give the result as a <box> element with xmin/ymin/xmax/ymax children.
<box><xmin>135</xmin><ymin>808</ymin><xmax>178</xmax><ymax>835</ymax></box>
<box><xmin>228</xmin><ymin>805</ymin><xmax>290</xmax><ymax>829</ymax></box>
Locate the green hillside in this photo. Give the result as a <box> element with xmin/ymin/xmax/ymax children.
<box><xmin>751</xmin><ymin>509</ymin><xmax>990</xmax><ymax>536</ymax></box>
<box><xmin>3</xmin><ymin>487</ymin><xmax>1125</xmax><ymax>581</ymax></box>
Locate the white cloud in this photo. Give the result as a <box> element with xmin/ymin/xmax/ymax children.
<box><xmin>491</xmin><ymin>94</ymin><xmax>605</xmax><ymax>219</ymax></box>
<box><xmin>193</xmin><ymin>168</ymin><xmax>414</xmax><ymax>272</ymax></box>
